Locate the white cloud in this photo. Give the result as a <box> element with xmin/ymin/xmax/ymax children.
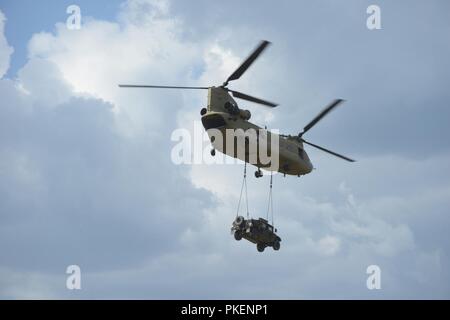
<box><xmin>27</xmin><ymin>4</ymin><xmax>202</xmax><ymax>139</ymax></box>
<box><xmin>17</xmin><ymin>59</ymin><xmax>73</xmax><ymax>107</ymax></box>
<box><xmin>0</xmin><ymin>10</ymin><xmax>14</xmax><ymax>78</ymax></box>
<box><xmin>317</xmin><ymin>235</ymin><xmax>341</xmax><ymax>256</ymax></box>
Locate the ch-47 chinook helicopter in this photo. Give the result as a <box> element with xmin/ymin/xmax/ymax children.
<box><xmin>119</xmin><ymin>40</ymin><xmax>355</xmax><ymax>178</ymax></box>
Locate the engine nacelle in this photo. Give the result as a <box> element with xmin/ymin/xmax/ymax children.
<box><xmin>224</xmin><ymin>102</ymin><xmax>250</xmax><ymax>120</ymax></box>
<box><xmin>239</xmin><ymin>109</ymin><xmax>251</xmax><ymax>120</ymax></box>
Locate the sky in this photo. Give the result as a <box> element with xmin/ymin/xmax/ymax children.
<box><xmin>0</xmin><ymin>0</ymin><xmax>449</xmax><ymax>299</ymax></box>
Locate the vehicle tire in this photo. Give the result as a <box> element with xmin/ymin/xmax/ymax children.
<box><xmin>273</xmin><ymin>241</ymin><xmax>280</xmax><ymax>251</ymax></box>
<box><xmin>211</xmin><ymin>149</ymin><xmax>216</xmax><ymax>156</ymax></box>
<box><xmin>234</xmin><ymin>231</ymin><xmax>243</xmax><ymax>241</ymax></box>
<box><xmin>235</xmin><ymin>216</ymin><xmax>245</xmax><ymax>226</ymax></box>
<box><xmin>257</xmin><ymin>243</ymin><xmax>265</xmax><ymax>252</ymax></box>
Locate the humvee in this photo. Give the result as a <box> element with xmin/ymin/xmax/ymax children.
<box><xmin>231</xmin><ymin>216</ymin><xmax>281</xmax><ymax>252</ymax></box>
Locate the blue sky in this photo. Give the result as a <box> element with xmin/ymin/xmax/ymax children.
<box><xmin>0</xmin><ymin>0</ymin><xmax>449</xmax><ymax>299</ymax></box>
<box><xmin>1</xmin><ymin>0</ymin><xmax>122</xmax><ymax>77</ymax></box>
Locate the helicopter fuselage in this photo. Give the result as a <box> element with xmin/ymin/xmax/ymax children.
<box><xmin>119</xmin><ymin>40</ymin><xmax>354</xmax><ymax>172</ymax></box>
<box><xmin>201</xmin><ymin>87</ymin><xmax>313</xmax><ymax>176</ymax></box>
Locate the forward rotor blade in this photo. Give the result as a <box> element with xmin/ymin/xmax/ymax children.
<box><xmin>224</xmin><ymin>40</ymin><xmax>271</xmax><ymax>86</ymax></box>
<box><xmin>301</xmin><ymin>99</ymin><xmax>345</xmax><ymax>136</ymax></box>
<box><xmin>118</xmin><ymin>85</ymin><xmax>209</xmax><ymax>89</ymax></box>
<box><xmin>302</xmin><ymin>139</ymin><xmax>355</xmax><ymax>162</ymax></box>
<box><xmin>230</xmin><ymin>90</ymin><xmax>278</xmax><ymax>107</ymax></box>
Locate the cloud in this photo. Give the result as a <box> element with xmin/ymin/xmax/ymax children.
<box><xmin>17</xmin><ymin>59</ymin><xmax>72</xmax><ymax>107</ymax></box>
<box><xmin>0</xmin><ymin>1</ymin><xmax>215</xmax><ymax>298</ymax></box>
<box><xmin>317</xmin><ymin>236</ymin><xmax>341</xmax><ymax>256</ymax></box>
<box><xmin>0</xmin><ymin>10</ymin><xmax>14</xmax><ymax>78</ymax></box>
<box><xmin>1</xmin><ymin>0</ymin><xmax>450</xmax><ymax>299</ymax></box>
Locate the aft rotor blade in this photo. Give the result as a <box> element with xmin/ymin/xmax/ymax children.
<box><xmin>224</xmin><ymin>40</ymin><xmax>271</xmax><ymax>86</ymax></box>
<box><xmin>230</xmin><ymin>90</ymin><xmax>278</xmax><ymax>108</ymax></box>
<box><xmin>302</xmin><ymin>139</ymin><xmax>355</xmax><ymax>162</ymax></box>
<box><xmin>301</xmin><ymin>99</ymin><xmax>345</xmax><ymax>136</ymax></box>
<box><xmin>118</xmin><ymin>85</ymin><xmax>209</xmax><ymax>89</ymax></box>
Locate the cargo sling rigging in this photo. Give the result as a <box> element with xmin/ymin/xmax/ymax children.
<box><xmin>235</xmin><ymin>163</ymin><xmax>275</xmax><ymax>226</ymax></box>
<box><xmin>266</xmin><ymin>172</ymin><xmax>274</xmax><ymax>226</ymax></box>
<box><xmin>236</xmin><ymin>162</ymin><xmax>250</xmax><ymax>219</ymax></box>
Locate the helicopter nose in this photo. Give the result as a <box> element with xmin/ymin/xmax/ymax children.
<box><xmin>306</xmin><ymin>161</ymin><xmax>313</xmax><ymax>173</ymax></box>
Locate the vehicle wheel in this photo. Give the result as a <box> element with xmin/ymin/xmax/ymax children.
<box><xmin>211</xmin><ymin>149</ymin><xmax>216</xmax><ymax>156</ymax></box>
<box><xmin>234</xmin><ymin>231</ymin><xmax>243</xmax><ymax>241</ymax></box>
<box><xmin>234</xmin><ymin>216</ymin><xmax>245</xmax><ymax>226</ymax></box>
<box><xmin>254</xmin><ymin>170</ymin><xmax>262</xmax><ymax>178</ymax></box>
<box><xmin>257</xmin><ymin>243</ymin><xmax>265</xmax><ymax>252</ymax></box>
<box><xmin>273</xmin><ymin>241</ymin><xmax>280</xmax><ymax>251</ymax></box>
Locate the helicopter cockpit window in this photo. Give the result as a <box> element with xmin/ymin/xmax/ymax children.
<box><xmin>201</xmin><ymin>114</ymin><xmax>226</xmax><ymax>130</ymax></box>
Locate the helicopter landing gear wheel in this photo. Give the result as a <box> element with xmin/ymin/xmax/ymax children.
<box><xmin>257</xmin><ymin>243</ymin><xmax>265</xmax><ymax>252</ymax></box>
<box><xmin>255</xmin><ymin>169</ymin><xmax>263</xmax><ymax>178</ymax></box>
<box><xmin>211</xmin><ymin>149</ymin><xmax>216</xmax><ymax>156</ymax></box>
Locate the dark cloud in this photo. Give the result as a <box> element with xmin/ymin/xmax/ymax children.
<box><xmin>170</xmin><ymin>0</ymin><xmax>450</xmax><ymax>159</ymax></box>
<box><xmin>0</xmin><ymin>62</ymin><xmax>214</xmax><ymax>277</ymax></box>
<box><xmin>1</xmin><ymin>1</ymin><xmax>450</xmax><ymax>299</ymax></box>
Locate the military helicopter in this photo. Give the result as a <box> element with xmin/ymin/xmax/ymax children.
<box><xmin>119</xmin><ymin>40</ymin><xmax>355</xmax><ymax>178</ymax></box>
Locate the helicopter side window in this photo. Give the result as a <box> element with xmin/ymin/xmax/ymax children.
<box><xmin>201</xmin><ymin>114</ymin><xmax>226</xmax><ymax>130</ymax></box>
<box><xmin>298</xmin><ymin>148</ymin><xmax>304</xmax><ymax>159</ymax></box>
